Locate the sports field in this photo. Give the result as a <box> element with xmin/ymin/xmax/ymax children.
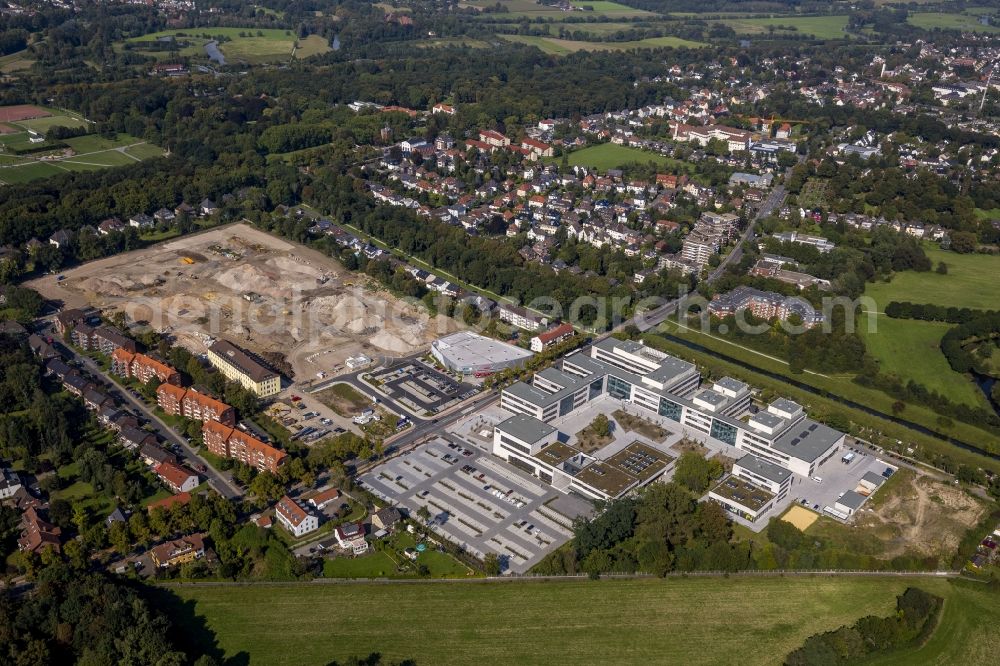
<box><xmin>781</xmin><ymin>505</ymin><xmax>817</xmax><ymax>531</ymax></box>
<box><xmin>907</xmin><ymin>12</ymin><xmax>1000</xmax><ymax>34</ymax></box>
<box><xmin>863</xmin><ymin>244</ymin><xmax>1000</xmax><ymax>311</ymax></box>
<box><xmin>723</xmin><ymin>15</ymin><xmax>849</xmax><ymax>40</ymax></box>
<box><xmin>0</xmin><ymin>111</ymin><xmax>165</xmax><ymax>185</ymax></box>
<box><xmin>166</xmin><ymin>577</ymin><xmax>960</xmax><ymax>666</ymax></box>
<box><xmin>860</xmin><ymin>312</ymin><xmax>986</xmax><ymax>408</ymax></box>
<box><xmin>500</xmin><ymin>34</ymin><xmax>704</xmax><ymax>54</ymax></box>
<box><xmin>551</xmin><ymin>143</ymin><xmax>680</xmax><ymax>170</ymax></box>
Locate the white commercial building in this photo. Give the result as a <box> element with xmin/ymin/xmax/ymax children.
<box><xmin>431</xmin><ymin>331</ymin><xmax>534</xmax><ymax>375</ymax></box>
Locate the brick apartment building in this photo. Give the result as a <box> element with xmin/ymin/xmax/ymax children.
<box><xmin>202</xmin><ymin>420</ymin><xmax>287</xmax><ymax>474</ymax></box>
<box><xmin>71</xmin><ymin>324</ymin><xmax>137</xmax><ymax>355</ymax></box>
<box><xmin>111</xmin><ymin>349</ymin><xmax>181</xmax><ymax>386</ymax></box>
<box><xmin>156</xmin><ymin>384</ymin><xmax>236</xmax><ymax>427</ymax></box>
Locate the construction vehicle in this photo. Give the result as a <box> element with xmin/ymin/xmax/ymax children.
<box><xmin>180</xmin><ymin>256</ymin><xmax>195</xmax><ymax>265</ymax></box>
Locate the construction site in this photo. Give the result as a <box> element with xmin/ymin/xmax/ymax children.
<box><xmin>30</xmin><ymin>224</ymin><xmax>459</xmax><ymax>381</ymax></box>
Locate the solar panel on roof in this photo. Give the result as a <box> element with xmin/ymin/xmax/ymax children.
<box><xmin>808</xmin><ymin>423</ymin><xmax>818</xmax><ymax>431</ymax></box>
<box><xmin>790</xmin><ymin>437</ymin><xmax>801</xmax><ymax>445</ymax></box>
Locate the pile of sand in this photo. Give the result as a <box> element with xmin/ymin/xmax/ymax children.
<box><xmin>75</xmin><ymin>275</ymin><xmax>159</xmax><ymax>298</ymax></box>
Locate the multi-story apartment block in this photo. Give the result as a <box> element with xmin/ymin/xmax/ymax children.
<box><xmin>156</xmin><ymin>384</ymin><xmax>236</xmax><ymax>427</ymax></box>
<box><xmin>111</xmin><ymin>349</ymin><xmax>181</xmax><ymax>386</ymax></box>
<box><xmin>202</xmin><ymin>420</ymin><xmax>287</xmax><ymax>474</ymax></box>
<box><xmin>206</xmin><ymin>340</ymin><xmax>280</xmax><ymax>397</ymax></box>
<box><xmin>707</xmin><ymin>286</ymin><xmax>824</xmax><ymax>328</ymax></box>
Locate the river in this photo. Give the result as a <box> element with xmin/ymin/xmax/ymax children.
<box><xmin>204</xmin><ymin>40</ymin><xmax>225</xmax><ymax>65</ymax></box>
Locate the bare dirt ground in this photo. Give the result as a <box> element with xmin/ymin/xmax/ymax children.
<box><xmin>854</xmin><ymin>470</ymin><xmax>987</xmax><ymax>560</ymax></box>
<box><xmin>29</xmin><ymin>224</ymin><xmax>459</xmax><ymax>381</ymax></box>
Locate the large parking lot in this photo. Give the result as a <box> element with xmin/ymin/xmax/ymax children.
<box><xmin>368</xmin><ymin>361</ymin><xmax>477</xmax><ymax>416</ymax></box>
<box><xmin>359</xmin><ymin>434</ymin><xmax>592</xmax><ymax>573</ymax></box>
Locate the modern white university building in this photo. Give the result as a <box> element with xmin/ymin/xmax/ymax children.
<box><xmin>493</xmin><ymin>338</ymin><xmax>844</xmax><ymax>509</ymax></box>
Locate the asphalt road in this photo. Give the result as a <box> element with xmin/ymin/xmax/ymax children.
<box><xmin>48</xmin><ymin>324</ymin><xmax>244</xmax><ymax>499</ymax></box>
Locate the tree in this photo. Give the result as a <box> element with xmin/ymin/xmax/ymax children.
<box><xmin>891</xmin><ymin>401</ymin><xmax>906</xmax><ymax>415</ymax></box>
<box><xmin>936</xmin><ymin>261</ymin><xmax>948</xmax><ymax>275</ymax></box>
<box><xmin>249</xmin><ymin>472</ymin><xmax>284</xmax><ymax>502</ymax></box>
<box><xmin>672</xmin><ymin>451</ymin><xmax>721</xmax><ymax>494</ymax></box>
<box><xmin>483</xmin><ymin>552</ymin><xmax>502</xmax><ymax>576</ymax></box>
<box><xmin>590</xmin><ymin>413</ymin><xmax>611</xmax><ymax>438</ymax></box>
<box><xmin>949</xmin><ymin>231</ymin><xmax>977</xmax><ymax>254</ymax></box>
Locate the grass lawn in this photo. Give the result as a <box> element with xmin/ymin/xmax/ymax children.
<box><xmin>863</xmin><ymin>244</ymin><xmax>1000</xmax><ymax>311</ymax></box>
<box><xmin>124</xmin><ymin>143</ymin><xmax>168</xmax><ymax>160</ymax></box>
<box><xmin>907</xmin><ymin>12</ymin><xmax>1000</xmax><ymax>33</ymax></box>
<box><xmin>294</xmin><ymin>34</ymin><xmax>332</xmax><ymax>58</ymax></box>
<box><xmin>416</xmin><ymin>37</ymin><xmax>493</xmax><ymax>48</ymax></box>
<box><xmin>500</xmin><ymin>34</ymin><xmax>703</xmax><ymax>53</ymax></box>
<box><xmin>860</xmin><ymin>312</ymin><xmax>986</xmax><ymax>408</ymax></box>
<box><xmin>165</xmin><ymin>576</ymin><xmax>968</xmax><ymax>666</ymax></box>
<box><xmin>15</xmin><ymin>114</ymin><xmax>90</xmax><ymax>133</ymax></box>
<box><xmin>322</xmin><ymin>551</ymin><xmax>398</xmax><ymax>578</ymax></box>
<box><xmin>723</xmin><ymin>15</ymin><xmax>850</xmax><ymax>40</ymax></box>
<box><xmin>552</xmin><ymin>143</ymin><xmax>679</xmax><ymax>170</ymax></box>
<box><xmin>0</xmin><ymin>49</ymin><xmax>33</xmax><ymax>73</ymax></box>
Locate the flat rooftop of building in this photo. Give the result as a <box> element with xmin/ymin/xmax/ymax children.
<box><xmin>507</xmin><ymin>378</ymin><xmax>564</xmax><ymax>406</ymax></box>
<box><xmin>533</xmin><ymin>441</ymin><xmax>579</xmax><ymax>467</ymax></box>
<box><xmin>694</xmin><ymin>389</ymin><xmax>728</xmax><ymax>407</ymax></box>
<box><xmin>714</xmin><ymin>376</ymin><xmax>748</xmax><ymax>394</ymax></box>
<box><xmin>710</xmin><ymin>476</ymin><xmax>776</xmax><ymax>512</ymax></box>
<box><xmin>604</xmin><ymin>441</ymin><xmax>673</xmax><ymax>485</ymax></box>
<box><xmin>838</xmin><ymin>489</ymin><xmax>867</xmax><ymax>510</ymax></box>
<box><xmin>769</xmin><ymin>398</ymin><xmax>802</xmax><ymax>416</ymax></box>
<box><xmin>433</xmin><ymin>331</ymin><xmax>534</xmax><ymax>367</ymax></box>
<box><xmin>861</xmin><ymin>471</ymin><xmax>886</xmax><ymax>487</ymax></box>
<box><xmin>495</xmin><ymin>413</ymin><xmax>555</xmax><ymax>445</ymax></box>
<box><xmin>574</xmin><ymin>462</ymin><xmax>635</xmax><ymax>499</ymax></box>
<box><xmin>735</xmin><ymin>454</ymin><xmax>791</xmax><ymax>485</ymax></box>
<box><xmin>747</xmin><ymin>411</ymin><xmax>786</xmax><ymax>433</ymax></box>
<box><xmin>772</xmin><ymin>419</ymin><xmax>842</xmax><ymax>463</ymax></box>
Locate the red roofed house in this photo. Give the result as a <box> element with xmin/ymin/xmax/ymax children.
<box><xmin>18</xmin><ymin>506</ymin><xmax>61</xmax><ymax>554</ymax></box>
<box><xmin>146</xmin><ymin>491</ymin><xmax>192</xmax><ymax>514</ymax></box>
<box><xmin>432</xmin><ymin>103</ymin><xmax>455</xmax><ymax>115</ymax></box>
<box><xmin>308</xmin><ymin>487</ymin><xmax>342</xmax><ymax>512</ymax></box>
<box><xmin>275</xmin><ymin>495</ymin><xmax>319</xmax><ymax>537</ymax></box>
<box><xmin>155</xmin><ymin>461</ymin><xmax>199</xmax><ymax>493</ymax></box>
<box><xmin>529</xmin><ymin>322</ymin><xmax>575</xmax><ymax>352</ymax></box>
<box><xmin>202</xmin><ymin>421</ymin><xmax>287</xmax><ymax>474</ymax></box>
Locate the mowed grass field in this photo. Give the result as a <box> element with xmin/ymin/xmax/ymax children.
<box><xmin>552</xmin><ymin>143</ymin><xmax>679</xmax><ymax>170</ymax></box>
<box><xmin>860</xmin><ymin>312</ymin><xmax>986</xmax><ymax>407</ymax></box>
<box><xmin>907</xmin><ymin>12</ymin><xmax>1000</xmax><ymax>34</ymax></box>
<box><xmin>165</xmin><ymin>577</ymin><xmax>971</xmax><ymax>666</ymax></box>
<box><xmin>125</xmin><ymin>27</ymin><xmax>328</xmax><ymax>64</ymax></box>
<box><xmin>500</xmin><ymin>33</ymin><xmax>703</xmax><ymax>53</ymax></box>
<box><xmin>863</xmin><ymin>244</ymin><xmax>1000</xmax><ymax>311</ymax></box>
<box><xmin>723</xmin><ymin>15</ymin><xmax>849</xmax><ymax>39</ymax></box>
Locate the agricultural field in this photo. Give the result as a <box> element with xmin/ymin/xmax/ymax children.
<box><xmin>123</xmin><ymin>27</ymin><xmax>329</xmax><ymax>65</ymax></box>
<box><xmin>165</xmin><ymin>576</ymin><xmax>983</xmax><ymax>666</ymax></box>
<box><xmin>0</xmin><ymin>49</ymin><xmax>34</xmax><ymax>74</ymax></box>
<box><xmin>860</xmin><ymin>312</ymin><xmax>986</xmax><ymax>408</ymax></box>
<box><xmin>464</xmin><ymin>0</ymin><xmax>653</xmax><ymax>19</ymax></box>
<box><xmin>500</xmin><ymin>33</ymin><xmax>703</xmax><ymax>53</ymax></box>
<box><xmin>863</xmin><ymin>244</ymin><xmax>1000</xmax><ymax>311</ymax></box>
<box><xmin>907</xmin><ymin>12</ymin><xmax>1000</xmax><ymax>34</ymax></box>
<box><xmin>722</xmin><ymin>15</ymin><xmax>850</xmax><ymax>40</ymax></box>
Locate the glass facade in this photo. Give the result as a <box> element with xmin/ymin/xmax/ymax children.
<box><xmin>589</xmin><ymin>378</ymin><xmax>604</xmax><ymax>400</ymax></box>
<box><xmin>657</xmin><ymin>397</ymin><xmax>682</xmax><ymax>422</ymax></box>
<box><xmin>559</xmin><ymin>395</ymin><xmax>576</xmax><ymax>417</ymax></box>
<box><xmin>710</xmin><ymin>418</ymin><xmax>739</xmax><ymax>446</ymax></box>
<box><xmin>607</xmin><ymin>375</ymin><xmax>632</xmax><ymax>400</ymax></box>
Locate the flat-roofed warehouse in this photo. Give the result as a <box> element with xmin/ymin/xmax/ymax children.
<box><xmin>431</xmin><ymin>331</ymin><xmax>533</xmax><ymax>375</ymax></box>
